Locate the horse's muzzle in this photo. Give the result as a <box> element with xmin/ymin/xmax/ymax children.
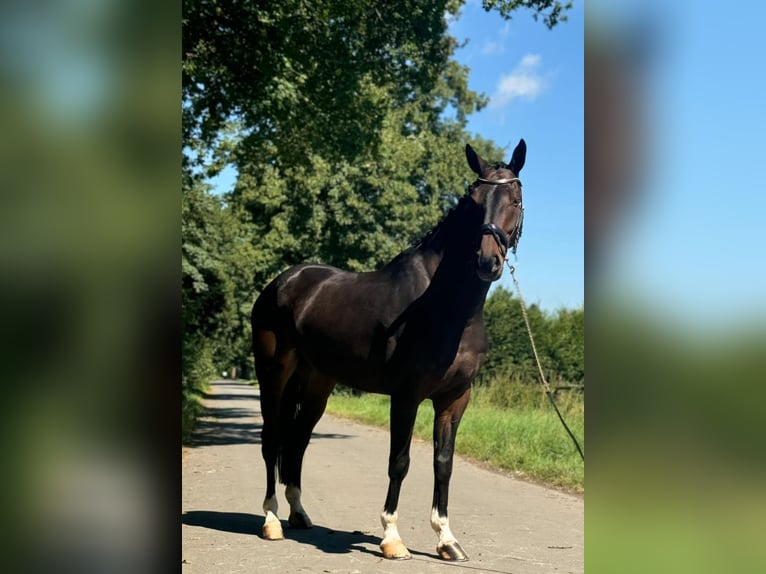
<box><xmin>476</xmin><ymin>256</ymin><xmax>502</xmax><ymax>282</ymax></box>
<box><xmin>476</xmin><ymin>224</ymin><xmax>507</xmax><ymax>281</ymax></box>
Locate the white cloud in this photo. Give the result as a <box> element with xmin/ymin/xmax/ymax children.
<box><xmin>480</xmin><ymin>21</ymin><xmax>513</xmax><ymax>55</ymax></box>
<box><xmin>519</xmin><ymin>53</ymin><xmax>541</xmax><ymax>68</ymax></box>
<box><xmin>490</xmin><ymin>53</ymin><xmax>548</xmax><ymax>107</ymax></box>
<box><xmin>481</xmin><ymin>40</ymin><xmax>505</xmax><ymax>55</ymax></box>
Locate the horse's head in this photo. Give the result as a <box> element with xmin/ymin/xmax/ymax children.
<box><xmin>465</xmin><ymin>140</ymin><xmax>526</xmax><ymax>282</ymax></box>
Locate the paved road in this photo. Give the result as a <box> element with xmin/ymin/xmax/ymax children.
<box><xmin>182</xmin><ymin>380</ymin><xmax>583</xmax><ymax>573</ymax></box>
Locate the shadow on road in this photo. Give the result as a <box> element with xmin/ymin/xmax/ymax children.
<box><xmin>182</xmin><ymin>511</ymin><xmax>383</xmax><ymax>557</ymax></box>
<box><xmin>281</xmin><ymin>522</ymin><xmax>383</xmax><ymax>557</ymax></box>
<box><xmin>309</xmin><ymin>431</ymin><xmax>354</xmax><ymax>440</ymax></box>
<box><xmin>205</xmin><ymin>406</ymin><xmax>256</xmax><ymax>419</ymax></box>
<box><xmin>182</xmin><ymin>511</ymin><xmax>520</xmax><ymax>572</ymax></box>
<box><xmin>189</xmin><ymin>380</ymin><xmax>356</xmax><ymax>447</ymax></box>
<box><xmin>183</xmin><ymin>511</ymin><xmax>262</xmax><ymax>536</ymax></box>
<box><xmin>180</xmin><ymin>511</ymin><xmax>512</xmax><ymax>569</ymax></box>
<box><xmin>191</xmin><ymin>419</ymin><xmax>263</xmax><ymax>446</ymax></box>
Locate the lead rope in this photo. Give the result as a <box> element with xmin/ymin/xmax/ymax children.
<box><xmin>506</xmin><ymin>261</ymin><xmax>585</xmax><ymax>462</ymax></box>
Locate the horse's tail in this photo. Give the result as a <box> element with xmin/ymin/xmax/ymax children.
<box><xmin>255</xmin><ymin>282</ymin><xmax>293</xmax><ymax>495</ymax></box>
<box><xmin>276</xmin><ymin>371</ymin><xmax>303</xmax><ymax>484</ymax></box>
<box><xmin>251</xmin><ymin>278</ymin><xmax>299</xmax><ymax>488</ymax></box>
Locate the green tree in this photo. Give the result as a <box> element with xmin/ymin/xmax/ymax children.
<box><xmin>182</xmin><ymin>174</ymin><xmax>231</xmax><ymax>379</ymax></box>
<box><xmin>182</xmin><ymin>0</ymin><xmax>571</xmax><ymax>170</ymax></box>
<box><xmin>183</xmin><ymin>0</ymin><xmax>463</xmax><ymax>166</ymax></box>
<box><xmin>481</xmin><ymin>287</ymin><xmax>583</xmax><ymax>386</ymax></box>
<box><xmin>482</xmin><ymin>286</ymin><xmax>543</xmax><ymax>383</ymax></box>
<box><xmin>482</xmin><ymin>0</ymin><xmax>572</xmax><ymax>29</ymax></box>
<box><xmin>545</xmin><ymin>307</ymin><xmax>585</xmax><ymax>383</ymax></box>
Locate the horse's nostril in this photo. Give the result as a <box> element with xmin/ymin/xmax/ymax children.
<box><xmin>477</xmin><ymin>254</ymin><xmax>502</xmax><ymax>279</ymax></box>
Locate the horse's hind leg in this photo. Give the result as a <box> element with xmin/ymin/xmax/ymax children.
<box><xmin>279</xmin><ymin>369</ymin><xmax>335</xmax><ymax>529</ymax></box>
<box><xmin>253</xmin><ymin>327</ymin><xmax>297</xmax><ymax>541</ymax></box>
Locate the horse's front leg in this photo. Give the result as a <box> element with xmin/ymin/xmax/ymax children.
<box><xmin>431</xmin><ymin>387</ymin><xmax>471</xmax><ymax>561</ymax></box>
<box><xmin>379</xmin><ymin>397</ymin><xmax>419</xmax><ymax>560</ymax></box>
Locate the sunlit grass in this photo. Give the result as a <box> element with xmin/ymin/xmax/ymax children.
<box><xmin>182</xmin><ymin>385</ymin><xmax>208</xmax><ymax>444</ymax></box>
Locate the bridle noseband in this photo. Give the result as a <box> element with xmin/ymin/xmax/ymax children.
<box><xmin>480</xmin><ymin>222</ymin><xmax>510</xmax><ymax>251</ymax></box>
<box><xmin>473</xmin><ymin>176</ymin><xmax>523</xmax><ymax>256</ymax></box>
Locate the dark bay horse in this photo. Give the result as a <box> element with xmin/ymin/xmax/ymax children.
<box><xmin>251</xmin><ymin>141</ymin><xmax>526</xmax><ymax>561</ymax></box>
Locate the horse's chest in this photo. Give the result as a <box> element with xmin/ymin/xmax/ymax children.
<box><xmin>389</xmin><ymin>314</ymin><xmax>485</xmax><ymax>379</ymax></box>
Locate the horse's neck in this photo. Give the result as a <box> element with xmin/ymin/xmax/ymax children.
<box><xmin>414</xmin><ymin>204</ymin><xmax>471</xmax><ymax>274</ymax></box>
<box><xmin>412</xmin><ymin>231</ymin><xmax>490</xmax><ymax>319</ymax></box>
<box><xmin>385</xmin><ymin>199</ymin><xmax>489</xmax><ymax>318</ymax></box>
<box><xmin>412</xmin><ymin>246</ymin><xmax>444</xmax><ymax>278</ymax></box>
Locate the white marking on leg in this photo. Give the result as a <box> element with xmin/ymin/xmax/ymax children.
<box><xmin>431</xmin><ymin>507</ymin><xmax>457</xmax><ymax>546</ymax></box>
<box><xmin>380</xmin><ymin>510</ymin><xmax>402</xmax><ymax>546</ymax></box>
<box><xmin>285</xmin><ymin>485</ymin><xmax>303</xmax><ymax>513</ymax></box>
<box><xmin>262</xmin><ymin>494</ymin><xmax>284</xmax><ymax>539</ymax></box>
<box><xmin>285</xmin><ymin>485</ymin><xmax>312</xmax><ymax>527</ymax></box>
<box><xmin>380</xmin><ymin>510</ymin><xmax>410</xmax><ymax>559</ymax></box>
<box><xmin>264</xmin><ymin>494</ymin><xmax>279</xmax><ymax>523</ymax></box>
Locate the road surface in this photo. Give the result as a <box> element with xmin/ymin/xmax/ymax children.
<box><xmin>182</xmin><ymin>380</ymin><xmax>583</xmax><ymax>573</ymax></box>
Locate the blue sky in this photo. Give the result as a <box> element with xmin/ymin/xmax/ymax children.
<box><xmin>211</xmin><ymin>1</ymin><xmax>585</xmax><ymax>313</ymax></box>
<box><xmin>449</xmin><ymin>1</ymin><xmax>584</xmax><ymax>311</ymax></box>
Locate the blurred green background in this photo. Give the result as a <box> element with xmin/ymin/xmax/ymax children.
<box><xmin>586</xmin><ymin>1</ymin><xmax>766</xmax><ymax>571</ymax></box>
<box><xmin>0</xmin><ymin>0</ymin><xmax>177</xmax><ymax>571</ymax></box>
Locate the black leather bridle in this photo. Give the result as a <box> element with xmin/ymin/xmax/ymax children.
<box><xmin>473</xmin><ymin>177</ymin><xmax>523</xmax><ymax>256</ymax></box>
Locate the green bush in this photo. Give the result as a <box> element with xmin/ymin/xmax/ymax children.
<box><xmin>480</xmin><ymin>286</ymin><xmax>584</xmax><ymax>389</ymax></box>
<box><xmin>182</xmin><ymin>337</ymin><xmax>215</xmax><ymax>442</ymax></box>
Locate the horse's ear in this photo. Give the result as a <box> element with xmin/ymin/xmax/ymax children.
<box><xmin>508</xmin><ymin>139</ymin><xmax>526</xmax><ymax>174</ymax></box>
<box><xmin>465</xmin><ymin>144</ymin><xmax>488</xmax><ymax>176</ymax></box>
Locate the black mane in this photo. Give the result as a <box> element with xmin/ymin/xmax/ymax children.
<box><xmin>410</xmin><ymin>194</ymin><xmax>474</xmax><ymax>250</ymax></box>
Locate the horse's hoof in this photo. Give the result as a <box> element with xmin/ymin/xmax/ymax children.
<box><xmin>262</xmin><ymin>520</ymin><xmax>284</xmax><ymax>540</ymax></box>
<box><xmin>288</xmin><ymin>512</ymin><xmax>313</xmax><ymax>529</ymax></box>
<box><xmin>437</xmin><ymin>541</ymin><xmax>469</xmax><ymax>561</ymax></box>
<box><xmin>380</xmin><ymin>540</ymin><xmax>411</xmax><ymax>560</ymax></box>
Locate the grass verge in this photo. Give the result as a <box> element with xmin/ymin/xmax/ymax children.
<box><xmin>182</xmin><ymin>384</ymin><xmax>208</xmax><ymax>444</ymax></box>
<box><xmin>325</xmin><ymin>387</ymin><xmax>584</xmax><ymax>491</ymax></box>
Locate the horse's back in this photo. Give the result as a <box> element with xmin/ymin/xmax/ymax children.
<box><xmin>251</xmin><ymin>263</ymin><xmax>342</xmax><ymax>332</ymax></box>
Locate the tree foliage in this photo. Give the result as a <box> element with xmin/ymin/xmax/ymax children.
<box><xmin>481</xmin><ymin>286</ymin><xmax>584</xmax><ymax>386</ymax></box>
<box><xmin>482</xmin><ymin>0</ymin><xmax>573</xmax><ymax>29</ymax></box>
<box><xmin>183</xmin><ymin>0</ymin><xmax>472</xmax><ymax>166</ymax></box>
